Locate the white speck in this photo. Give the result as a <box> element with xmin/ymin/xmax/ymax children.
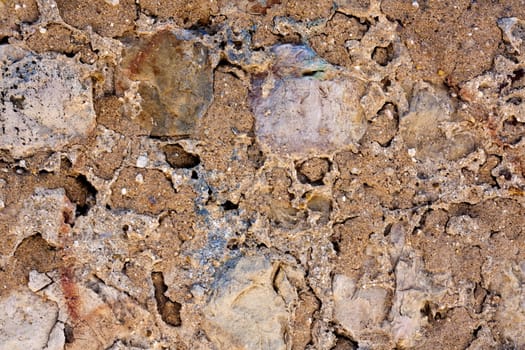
<box><xmin>105</xmin><ymin>0</ymin><xmax>119</xmax><ymax>5</ymax></box>
<box><xmin>412</xmin><ymin>1</ymin><xmax>419</xmax><ymax>9</ymax></box>
<box><xmin>14</xmin><ymin>4</ymin><xmax>21</xmax><ymax>10</ymax></box>
<box><xmin>408</xmin><ymin>148</ymin><xmax>416</xmax><ymax>158</ymax></box>
<box><xmin>0</xmin><ymin>199</ymin><xmax>4</xmax><ymax>209</ymax></box>
<box><xmin>350</xmin><ymin>167</ymin><xmax>361</xmax><ymax>175</ymax></box>
<box><xmin>39</xmin><ymin>27</ymin><xmax>47</xmax><ymax>34</ymax></box>
<box><xmin>135</xmin><ymin>173</ymin><xmax>144</xmax><ymax>184</ymax></box>
<box><xmin>121</xmin><ymin>188</ymin><xmax>127</xmax><ymax>195</ymax></box>
<box><xmin>341</xmin><ymin>195</ymin><xmax>347</xmax><ymax>202</ymax></box>
<box><xmin>136</xmin><ymin>155</ymin><xmax>148</xmax><ymax>168</ymax></box>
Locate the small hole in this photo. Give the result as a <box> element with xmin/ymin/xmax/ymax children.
<box><xmin>372</xmin><ymin>43</ymin><xmax>395</xmax><ymax>66</ymax></box>
<box><xmin>163</xmin><ymin>144</ymin><xmax>200</xmax><ymax>169</ymax></box>
<box><xmin>332</xmin><ymin>240</ymin><xmax>340</xmax><ymax>253</ymax></box>
<box><xmin>383</xmin><ymin>223</ymin><xmax>392</xmax><ymax>236</ymax></box>
<box><xmin>301</xmin><ymin>70</ymin><xmax>324</xmax><ymax>77</ymax></box>
<box><xmin>227</xmin><ymin>239</ymin><xmax>239</xmax><ymax>250</ymax></box>
<box><xmin>221</xmin><ymin>200</ymin><xmax>239</xmax><ymax>211</ymax></box>
<box><xmin>499</xmin><ymin>168</ymin><xmax>512</xmax><ymax>181</ymax></box>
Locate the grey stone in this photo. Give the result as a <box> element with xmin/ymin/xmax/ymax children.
<box><xmin>251</xmin><ymin>45</ymin><xmax>366</xmax><ymax>156</ymax></box>
<box><xmin>203</xmin><ymin>256</ymin><xmax>288</xmax><ymax>350</ymax></box>
<box><xmin>0</xmin><ymin>289</ymin><xmax>59</xmax><ymax>350</ymax></box>
<box><xmin>0</xmin><ymin>45</ymin><xmax>96</xmax><ymax>158</ymax></box>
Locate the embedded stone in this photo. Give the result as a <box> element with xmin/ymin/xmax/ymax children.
<box><xmin>333</xmin><ymin>274</ymin><xmax>390</xmax><ymax>339</ymax></box>
<box><xmin>203</xmin><ymin>256</ymin><xmax>288</xmax><ymax>350</ymax></box>
<box><xmin>0</xmin><ymin>289</ymin><xmax>59</xmax><ymax>350</ymax></box>
<box><xmin>0</xmin><ymin>45</ymin><xmax>96</xmax><ymax>158</ymax></box>
<box><xmin>118</xmin><ymin>31</ymin><xmax>214</xmax><ymax>137</ymax></box>
<box><xmin>251</xmin><ymin>44</ymin><xmax>366</xmax><ymax>156</ymax></box>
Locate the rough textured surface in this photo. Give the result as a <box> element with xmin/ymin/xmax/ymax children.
<box><xmin>251</xmin><ymin>44</ymin><xmax>366</xmax><ymax>156</ymax></box>
<box><xmin>1</xmin><ymin>1</ymin><xmax>525</xmax><ymax>349</ymax></box>
<box><xmin>55</xmin><ymin>0</ymin><xmax>136</xmax><ymax>38</ymax></box>
<box><xmin>118</xmin><ymin>30</ymin><xmax>215</xmax><ymax>137</ymax></box>
<box><xmin>0</xmin><ymin>289</ymin><xmax>59</xmax><ymax>350</ymax></box>
<box><xmin>0</xmin><ymin>45</ymin><xmax>96</xmax><ymax>158</ymax></box>
<box><xmin>203</xmin><ymin>256</ymin><xmax>288</xmax><ymax>349</ymax></box>
<box><xmin>0</xmin><ymin>0</ymin><xmax>39</xmax><ymax>40</ymax></box>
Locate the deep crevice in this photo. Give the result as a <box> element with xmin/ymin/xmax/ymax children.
<box><xmin>383</xmin><ymin>223</ymin><xmax>393</xmax><ymax>237</ymax></box>
<box><xmin>271</xmin><ymin>264</ymin><xmax>281</xmax><ymax>295</ymax></box>
<box><xmin>151</xmin><ymin>271</ymin><xmax>182</xmax><ymax>327</ymax></box>
<box><xmin>74</xmin><ymin>174</ymin><xmax>97</xmax><ymax>217</ymax></box>
<box><xmin>472</xmin><ymin>325</ymin><xmax>482</xmax><ymax>338</ymax></box>
<box><xmin>64</xmin><ymin>323</ymin><xmax>75</xmax><ymax>343</ymax></box>
<box><xmin>511</xmin><ymin>68</ymin><xmax>525</xmax><ymax>83</ymax></box>
<box><xmin>301</xmin><ymin>69</ymin><xmax>325</xmax><ymax>77</ymax></box>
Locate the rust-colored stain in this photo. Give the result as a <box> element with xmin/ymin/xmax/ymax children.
<box><xmin>60</xmin><ymin>264</ymin><xmax>81</xmax><ymax>322</ymax></box>
<box><xmin>127</xmin><ymin>30</ymin><xmax>178</xmax><ymax>77</ymax></box>
<box><xmin>59</xmin><ymin>200</ymin><xmax>82</xmax><ymax>323</ymax></box>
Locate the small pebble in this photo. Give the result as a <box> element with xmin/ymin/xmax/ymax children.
<box><xmin>28</xmin><ymin>270</ymin><xmax>52</xmax><ymax>292</ymax></box>
<box><xmin>136</xmin><ymin>155</ymin><xmax>148</xmax><ymax>168</ymax></box>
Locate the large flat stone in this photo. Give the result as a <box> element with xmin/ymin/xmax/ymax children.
<box><xmin>0</xmin><ymin>45</ymin><xmax>95</xmax><ymax>158</ymax></box>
